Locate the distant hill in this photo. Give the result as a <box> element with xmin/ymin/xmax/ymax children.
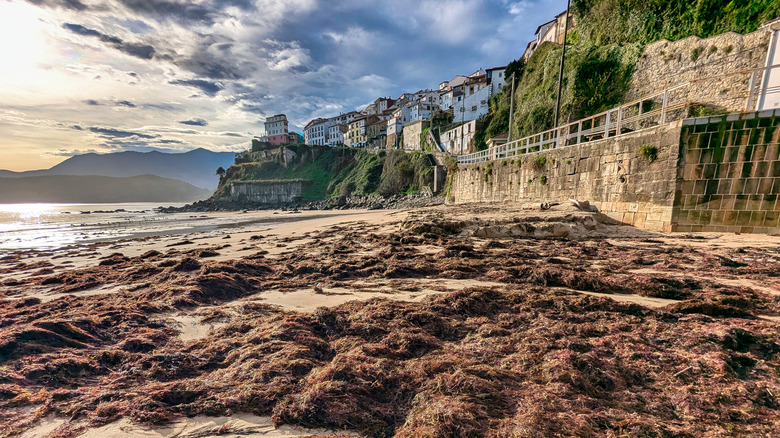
<box><xmin>0</xmin><ymin>148</ymin><xmax>235</xmax><ymax>189</ymax></box>
<box><xmin>0</xmin><ymin>175</ymin><xmax>212</xmax><ymax>203</ymax></box>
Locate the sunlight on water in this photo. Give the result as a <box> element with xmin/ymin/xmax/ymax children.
<box><xmin>0</xmin><ymin>203</ymin><xmax>192</xmax><ymax>251</ymax></box>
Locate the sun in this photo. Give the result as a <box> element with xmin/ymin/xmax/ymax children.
<box><xmin>0</xmin><ymin>1</ymin><xmax>49</xmax><ymax>77</ymax></box>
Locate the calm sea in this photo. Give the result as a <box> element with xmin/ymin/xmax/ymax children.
<box><xmin>0</xmin><ymin>202</ymin><xmax>221</xmax><ymax>252</ymax></box>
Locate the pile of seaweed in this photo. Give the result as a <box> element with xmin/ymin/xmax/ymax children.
<box><xmin>1</xmin><ymin>286</ymin><xmax>778</xmax><ymax>437</ymax></box>
<box><xmin>1</xmin><ymin>211</ymin><xmax>779</xmax><ymax>437</ymax></box>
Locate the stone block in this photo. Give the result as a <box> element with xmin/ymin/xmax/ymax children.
<box><xmin>747</xmin><ymin>194</ymin><xmax>763</xmax><ymax>211</ymax></box>
<box><xmin>717</xmin><ymin>179</ymin><xmax>732</xmax><ymax>195</ymax></box>
<box><xmin>734</xmin><ymin>211</ymin><xmax>752</xmax><ymax>226</ymax></box>
<box><xmin>751</xmin><ymin>211</ymin><xmax>767</xmax><ymax>227</ymax></box>
<box><xmin>765</xmin><ymin>211</ymin><xmax>779</xmax><ymax>227</ymax></box>
<box><xmin>730</xmin><ymin>178</ymin><xmax>746</xmax><ymax>195</ymax></box>
<box><xmin>759</xmin><ymin>178</ymin><xmax>774</xmax><ymax>194</ymax></box>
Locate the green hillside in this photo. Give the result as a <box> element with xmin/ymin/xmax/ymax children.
<box><xmin>214</xmin><ymin>145</ymin><xmax>433</xmax><ymax>201</ymax></box>
<box><xmin>475</xmin><ymin>0</ymin><xmax>779</xmax><ymax>148</ymax></box>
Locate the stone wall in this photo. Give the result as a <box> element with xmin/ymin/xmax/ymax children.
<box><xmin>230</xmin><ymin>180</ymin><xmax>305</xmax><ymax>204</ymax></box>
<box><xmin>673</xmin><ymin>111</ymin><xmax>780</xmax><ymax>233</ymax></box>
<box><xmin>450</xmin><ymin>111</ymin><xmax>780</xmax><ymax>234</ymax></box>
<box><xmin>402</xmin><ymin>120</ymin><xmax>423</xmax><ymax>151</ymax></box>
<box><xmin>386</xmin><ymin>132</ymin><xmax>398</xmax><ymax>150</ymax></box>
<box><xmin>627</xmin><ymin>24</ymin><xmax>775</xmax><ymax>111</ymax></box>
<box><xmin>450</xmin><ymin>123</ymin><xmax>684</xmax><ymax>231</ymax></box>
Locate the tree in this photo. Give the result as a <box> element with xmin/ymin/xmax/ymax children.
<box><xmin>216</xmin><ymin>166</ymin><xmax>226</xmax><ymax>179</ymax></box>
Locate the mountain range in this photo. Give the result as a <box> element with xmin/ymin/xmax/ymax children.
<box><xmin>0</xmin><ymin>175</ymin><xmax>212</xmax><ymax>203</ymax></box>
<box><xmin>0</xmin><ymin>148</ymin><xmax>235</xmax><ymax>190</ymax></box>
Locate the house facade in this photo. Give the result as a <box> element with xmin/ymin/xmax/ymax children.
<box><xmin>328</xmin><ymin>124</ymin><xmax>348</xmax><ymax>147</ymax></box>
<box><xmin>486</xmin><ymin>66</ymin><xmax>507</xmax><ymax>96</ymax></box>
<box><xmin>441</xmin><ymin>120</ymin><xmax>478</xmax><ymax>155</ymax></box>
<box><xmin>264</xmin><ymin>114</ymin><xmax>289</xmax><ymax>146</ymax></box>
<box><xmin>345</xmin><ymin>115</ymin><xmax>379</xmax><ymax>148</ymax></box>
<box><xmin>386</xmin><ymin>116</ymin><xmax>403</xmax><ymax>149</ymax></box>
<box><xmin>367</xmin><ymin>119</ymin><xmax>387</xmax><ymax>149</ymax></box>
<box><xmin>304</xmin><ymin>118</ymin><xmax>333</xmax><ymax>146</ymax></box>
<box><xmin>522</xmin><ymin>9</ymin><xmax>574</xmax><ymax>61</ymax></box>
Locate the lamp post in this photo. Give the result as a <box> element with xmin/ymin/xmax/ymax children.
<box><xmin>553</xmin><ymin>0</ymin><xmax>572</xmax><ymax>129</ymax></box>
<box><xmin>507</xmin><ymin>72</ymin><xmax>516</xmax><ymax>142</ymax></box>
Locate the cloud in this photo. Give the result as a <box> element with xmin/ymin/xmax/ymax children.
<box><xmin>178</xmin><ymin>118</ymin><xmax>208</xmax><ymax>126</ymax></box>
<box><xmin>169</xmin><ymin>79</ymin><xmax>225</xmax><ymax>97</ymax></box>
<box><xmin>62</xmin><ymin>23</ymin><xmax>157</xmax><ymax>60</ymax></box>
<box><xmin>26</xmin><ymin>0</ymin><xmax>87</xmax><ymax>11</ymax></box>
<box><xmin>88</xmin><ymin>126</ymin><xmax>160</xmax><ymax>139</ymax></box>
<box><xmin>2</xmin><ymin>0</ymin><xmax>569</xmax><ymax>170</ymax></box>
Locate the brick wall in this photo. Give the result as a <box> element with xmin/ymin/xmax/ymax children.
<box><xmin>450</xmin><ymin>123</ymin><xmax>683</xmax><ymax>231</ymax></box>
<box><xmin>673</xmin><ymin>111</ymin><xmax>780</xmax><ymax>233</ymax></box>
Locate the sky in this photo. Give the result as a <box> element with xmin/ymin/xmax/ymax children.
<box><xmin>0</xmin><ymin>0</ymin><xmax>567</xmax><ymax>171</ymax></box>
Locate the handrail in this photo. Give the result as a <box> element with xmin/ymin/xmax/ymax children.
<box><xmin>456</xmin><ymin>64</ymin><xmax>780</xmax><ymax>165</ymax></box>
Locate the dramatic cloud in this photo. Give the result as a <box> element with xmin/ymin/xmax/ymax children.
<box><xmin>2</xmin><ymin>0</ymin><xmax>568</xmax><ymax>171</ymax></box>
<box><xmin>88</xmin><ymin>126</ymin><xmax>160</xmax><ymax>139</ymax></box>
<box><xmin>62</xmin><ymin>23</ymin><xmax>157</xmax><ymax>60</ymax></box>
<box><xmin>179</xmin><ymin>118</ymin><xmax>208</xmax><ymax>126</ymax></box>
<box><xmin>169</xmin><ymin>79</ymin><xmax>225</xmax><ymax>97</ymax></box>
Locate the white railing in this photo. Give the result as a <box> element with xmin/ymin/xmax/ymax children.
<box><xmin>746</xmin><ymin>63</ymin><xmax>780</xmax><ymax>112</ymax></box>
<box><xmin>457</xmin><ymin>64</ymin><xmax>780</xmax><ymax>165</ymax></box>
<box><xmin>457</xmin><ymin>83</ymin><xmax>690</xmax><ymax>164</ymax></box>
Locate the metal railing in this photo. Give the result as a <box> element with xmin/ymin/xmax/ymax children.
<box><xmin>746</xmin><ymin>63</ymin><xmax>780</xmax><ymax>112</ymax></box>
<box><xmin>456</xmin><ymin>63</ymin><xmax>780</xmax><ymax>165</ymax></box>
<box><xmin>457</xmin><ymin>84</ymin><xmax>690</xmax><ymax>164</ymax></box>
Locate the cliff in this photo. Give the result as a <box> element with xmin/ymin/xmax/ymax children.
<box><xmin>212</xmin><ymin>145</ymin><xmax>434</xmax><ymax>202</ymax></box>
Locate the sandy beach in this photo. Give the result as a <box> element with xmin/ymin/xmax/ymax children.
<box><xmin>1</xmin><ymin>203</ymin><xmax>779</xmax><ymax>437</ymax></box>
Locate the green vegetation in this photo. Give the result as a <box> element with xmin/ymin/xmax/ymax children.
<box><xmin>640</xmin><ymin>144</ymin><xmax>659</xmax><ymax>162</ymax></box>
<box><xmin>474</xmin><ymin>0</ymin><xmax>776</xmax><ymax>146</ymax></box>
<box><xmin>375</xmin><ymin>150</ymin><xmax>434</xmax><ymax>196</ymax></box>
<box><xmin>532</xmin><ymin>155</ymin><xmax>547</xmax><ymax>170</ymax></box>
<box><xmin>216</xmin><ymin>145</ymin><xmax>434</xmax><ymax>201</ymax></box>
<box><xmin>539</xmin><ymin>175</ymin><xmax>548</xmax><ymax>185</ymax></box>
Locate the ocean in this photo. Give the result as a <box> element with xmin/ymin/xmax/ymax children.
<box><xmin>0</xmin><ymin>202</ymin><xmax>235</xmax><ymax>252</ymax></box>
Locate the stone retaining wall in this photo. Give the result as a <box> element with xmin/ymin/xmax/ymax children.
<box><xmin>230</xmin><ymin>180</ymin><xmax>305</xmax><ymax>204</ymax></box>
<box><xmin>450</xmin><ymin>123</ymin><xmax>683</xmax><ymax>231</ymax></box>
<box><xmin>673</xmin><ymin>111</ymin><xmax>780</xmax><ymax>233</ymax></box>
<box><xmin>402</xmin><ymin>120</ymin><xmax>423</xmax><ymax>151</ymax></box>
<box><xmin>450</xmin><ymin>111</ymin><xmax>780</xmax><ymax>234</ymax></box>
<box><xmin>627</xmin><ymin>24</ymin><xmax>775</xmax><ymax>112</ymax></box>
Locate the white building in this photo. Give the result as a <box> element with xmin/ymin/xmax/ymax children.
<box><xmin>330</xmin><ymin>111</ymin><xmax>361</xmax><ymax>126</ymax></box>
<box><xmin>408</xmin><ymin>100</ymin><xmax>437</xmax><ymax>122</ymax></box>
<box><xmin>386</xmin><ymin>116</ymin><xmax>403</xmax><ymax>149</ymax></box>
<box><xmin>441</xmin><ymin>120</ymin><xmax>477</xmax><ymax>155</ymax></box>
<box><xmin>486</xmin><ymin>66</ymin><xmax>507</xmax><ymax>96</ymax></box>
<box><xmin>449</xmin><ymin>75</ymin><xmax>490</xmax><ymax>123</ymax></box>
<box><xmin>303</xmin><ymin>118</ymin><xmax>333</xmax><ymax>146</ymax></box>
<box><xmin>328</xmin><ymin>124</ymin><xmax>347</xmax><ymax>147</ymax></box>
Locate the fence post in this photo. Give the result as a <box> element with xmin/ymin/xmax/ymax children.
<box><xmin>661</xmin><ymin>90</ymin><xmax>669</xmax><ymax>124</ymax></box>
<box><xmin>604</xmin><ymin>111</ymin><xmax>611</xmax><ymax>139</ymax></box>
<box><xmin>745</xmin><ymin>71</ymin><xmax>757</xmax><ymax>112</ymax></box>
<box><xmin>617</xmin><ymin>106</ymin><xmax>623</xmax><ymax>134</ymax></box>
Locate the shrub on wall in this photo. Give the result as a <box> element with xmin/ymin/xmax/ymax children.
<box><xmin>640</xmin><ymin>144</ymin><xmax>659</xmax><ymax>162</ymax></box>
